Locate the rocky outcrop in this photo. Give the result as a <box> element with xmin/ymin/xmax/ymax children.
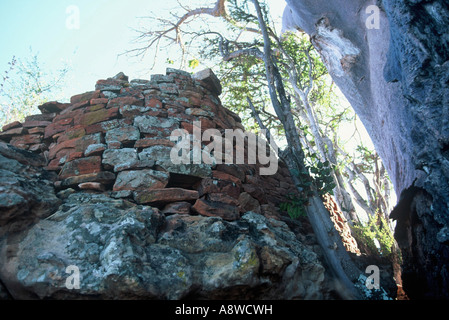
<box><xmin>283</xmin><ymin>0</ymin><xmax>449</xmax><ymax>298</ymax></box>
<box><xmin>0</xmin><ymin>142</ymin><xmax>61</xmax><ymax>237</ymax></box>
<box><xmin>0</xmin><ymin>192</ymin><xmax>327</xmax><ymax>299</ymax></box>
<box><xmin>0</xmin><ymin>68</ymin><xmax>337</xmax><ymax>299</ymax></box>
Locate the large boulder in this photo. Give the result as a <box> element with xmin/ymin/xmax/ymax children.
<box><xmin>0</xmin><ymin>192</ymin><xmax>327</xmax><ymax>300</ymax></box>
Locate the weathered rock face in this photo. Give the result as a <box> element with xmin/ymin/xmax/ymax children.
<box><xmin>0</xmin><ymin>192</ymin><xmax>326</xmax><ymax>299</ymax></box>
<box><xmin>0</xmin><ymin>68</ymin><xmax>334</xmax><ymax>299</ymax></box>
<box><xmin>283</xmin><ymin>0</ymin><xmax>449</xmax><ymax>298</ymax></box>
<box><xmin>0</xmin><ymin>142</ymin><xmax>61</xmax><ymax>237</ymax></box>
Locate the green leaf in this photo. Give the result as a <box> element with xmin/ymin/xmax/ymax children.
<box><xmin>188</xmin><ymin>59</ymin><xmax>200</xmax><ymax>70</ymax></box>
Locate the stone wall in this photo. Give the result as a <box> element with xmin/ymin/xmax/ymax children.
<box><xmin>0</xmin><ymin>68</ymin><xmax>344</xmax><ymax>300</ymax></box>
<box><xmin>0</xmin><ymin>68</ymin><xmax>296</xmax><ymax>222</ymax></box>
<box><xmin>1</xmin><ymin>67</ymin><xmax>401</xmax><ymax>299</ymax></box>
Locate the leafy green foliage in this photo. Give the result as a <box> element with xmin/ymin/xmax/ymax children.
<box><xmin>188</xmin><ymin>58</ymin><xmax>200</xmax><ymax>70</ymax></box>
<box><xmin>0</xmin><ymin>50</ymin><xmax>70</xmax><ymax>127</ymax></box>
<box><xmin>280</xmin><ymin>193</ymin><xmax>307</xmax><ymax>219</ymax></box>
<box><xmin>351</xmin><ymin>213</ymin><xmax>396</xmax><ymax>258</ymax></box>
<box><xmin>281</xmin><ymin>156</ymin><xmax>336</xmax><ymax>219</ymax></box>
<box><xmin>309</xmin><ymin>159</ymin><xmax>337</xmax><ymax>196</ymax></box>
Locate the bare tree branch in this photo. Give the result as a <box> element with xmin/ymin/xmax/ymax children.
<box><xmin>223</xmin><ymin>48</ymin><xmax>264</xmax><ymax>61</ymax></box>
<box><xmin>247</xmin><ymin>96</ymin><xmax>280</xmax><ymax>155</ymax></box>
<box><xmin>345</xmin><ymin>166</ymin><xmax>375</xmax><ymax>216</ymax></box>
<box><xmin>251</xmin><ymin>0</ymin><xmax>361</xmax><ymax>299</ymax></box>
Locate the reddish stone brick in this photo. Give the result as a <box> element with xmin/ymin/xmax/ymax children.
<box><xmin>134</xmin><ymin>138</ymin><xmax>175</xmax><ymax>149</ymax></box>
<box><xmin>66</xmin><ymin>151</ymin><xmax>85</xmax><ymax>162</ymax></box>
<box><xmin>72</xmin><ymin>100</ymin><xmax>90</xmax><ymax>111</ymax></box>
<box><xmin>50</xmin><ymin>134</ymin><xmax>101</xmax><ymax>161</ymax></box>
<box><xmin>145</xmin><ymin>97</ymin><xmax>163</xmax><ymax>109</ymax></box>
<box><xmin>180</xmin><ymin>122</ymin><xmax>194</xmax><ymax>134</ymax></box>
<box><xmin>10</xmin><ymin>134</ymin><xmax>43</xmax><ymax>146</ymax></box>
<box><xmin>134</xmin><ymin>188</ymin><xmax>199</xmax><ymax>205</ymax></box>
<box><xmin>59</xmin><ymin>156</ymin><xmax>102</xmax><ymax>179</ymax></box>
<box><xmin>197</xmin><ymin>178</ymin><xmax>241</xmax><ymax>199</ymax></box>
<box><xmin>95</xmin><ymin>79</ymin><xmax>125</xmax><ymax>92</ymax></box>
<box><xmin>56</xmin><ymin>125</ymin><xmax>86</xmax><ymax>144</ymax></box>
<box><xmin>49</xmin><ymin>137</ymin><xmax>81</xmax><ymax>159</ymax></box>
<box><xmin>52</xmin><ymin>149</ymin><xmax>84</xmax><ymax>166</ymax></box>
<box><xmin>22</xmin><ymin>120</ymin><xmax>52</xmax><ymax>128</ymax></box>
<box><xmin>107</xmin><ymin>141</ymin><xmax>122</xmax><ymax>149</ymax></box>
<box><xmin>53</xmin><ymin>106</ymin><xmax>84</xmax><ymax>122</ymax></box>
<box><xmin>90</xmin><ymin>98</ymin><xmax>109</xmax><ymax>105</ymax></box>
<box><xmin>161</xmin><ymin>202</ymin><xmax>192</xmax><ymax>215</ymax></box>
<box><xmin>44</xmin><ymin>118</ymin><xmax>74</xmax><ymax>139</ymax></box>
<box><xmin>45</xmin><ymin>160</ymin><xmax>63</xmax><ymax>171</ymax></box>
<box><xmin>199</xmin><ymin>117</ymin><xmax>216</xmax><ymax>131</ymax></box>
<box><xmin>178</xmin><ymin>89</ymin><xmax>203</xmax><ymax>102</ymax></box>
<box><xmin>38</xmin><ymin>101</ymin><xmax>69</xmax><ymax>114</ymax></box>
<box><xmin>24</xmin><ymin>113</ymin><xmax>56</xmax><ymax>124</ymax></box>
<box><xmin>78</xmin><ymin>107</ymin><xmax>119</xmax><ymax>126</ymax></box>
<box><xmin>242</xmin><ymin>184</ymin><xmax>267</xmax><ymax>204</ymax></box>
<box><xmin>120</xmin><ymin>86</ymin><xmax>146</xmax><ymax>98</ymax></box>
<box><xmin>60</xmin><ymin>171</ymin><xmax>116</xmax><ymax>188</ymax></box>
<box><xmin>28</xmin><ymin>127</ymin><xmax>46</xmax><ymax>135</ymax></box>
<box><xmin>207</xmin><ymin>193</ymin><xmax>239</xmax><ymax>206</ymax></box>
<box><xmin>78</xmin><ymin>182</ymin><xmax>106</xmax><ymax>191</ymax></box>
<box><xmin>212</xmin><ymin>171</ymin><xmax>243</xmax><ymax>186</ymax></box>
<box><xmin>238</xmin><ymin>192</ymin><xmax>261</xmax><ymax>214</ymax></box>
<box><xmin>215</xmin><ymin>164</ymin><xmax>246</xmax><ymax>182</ymax></box>
<box><xmin>143</xmin><ymin>108</ymin><xmax>168</xmax><ymax>118</ymax></box>
<box><xmin>192</xmin><ymin>199</ymin><xmax>240</xmax><ymax>221</ymax></box>
<box><xmin>0</xmin><ymin>127</ymin><xmax>27</xmax><ymax>141</ymax></box>
<box><xmin>70</xmin><ymin>90</ymin><xmax>101</xmax><ymax>104</ymax></box>
<box><xmin>2</xmin><ymin>121</ymin><xmax>22</xmax><ymax>132</ymax></box>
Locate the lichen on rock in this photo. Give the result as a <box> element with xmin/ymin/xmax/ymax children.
<box><xmin>0</xmin><ymin>68</ymin><xmax>333</xmax><ymax>299</ymax></box>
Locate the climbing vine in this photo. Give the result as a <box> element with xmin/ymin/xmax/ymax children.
<box><xmin>281</xmin><ymin>154</ymin><xmax>337</xmax><ymax>219</ymax></box>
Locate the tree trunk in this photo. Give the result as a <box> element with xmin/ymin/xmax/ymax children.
<box><xmin>283</xmin><ymin>0</ymin><xmax>449</xmax><ymax>299</ymax></box>
<box><xmin>252</xmin><ymin>0</ymin><xmax>363</xmax><ymax>298</ymax></box>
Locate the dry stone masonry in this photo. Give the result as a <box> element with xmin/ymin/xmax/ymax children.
<box><xmin>0</xmin><ymin>68</ymin><xmax>343</xmax><ymax>299</ymax></box>
<box><xmin>0</xmin><ymin>68</ymin><xmax>296</xmax><ymax>222</ymax></box>
<box><xmin>0</xmin><ymin>68</ymin><xmax>382</xmax><ymax>300</ymax></box>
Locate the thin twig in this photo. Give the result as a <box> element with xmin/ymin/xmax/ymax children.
<box><xmin>246</xmin><ymin>96</ymin><xmax>280</xmax><ymax>155</ymax></box>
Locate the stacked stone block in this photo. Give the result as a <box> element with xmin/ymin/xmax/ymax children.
<box><xmin>0</xmin><ymin>68</ymin><xmax>298</xmax><ymax>221</ymax></box>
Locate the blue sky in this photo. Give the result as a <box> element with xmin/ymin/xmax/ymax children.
<box><xmin>0</xmin><ymin>0</ymin><xmax>286</xmax><ymax>101</ymax></box>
